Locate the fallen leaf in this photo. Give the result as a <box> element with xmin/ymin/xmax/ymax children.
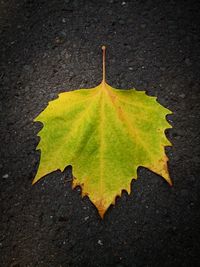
<box><xmin>33</xmin><ymin>46</ymin><xmax>172</xmax><ymax>218</ymax></box>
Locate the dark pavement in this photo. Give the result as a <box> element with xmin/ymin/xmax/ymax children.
<box><xmin>0</xmin><ymin>0</ymin><xmax>200</xmax><ymax>266</ymax></box>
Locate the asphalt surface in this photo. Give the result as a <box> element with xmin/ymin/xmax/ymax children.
<box><xmin>0</xmin><ymin>0</ymin><xmax>200</xmax><ymax>266</ymax></box>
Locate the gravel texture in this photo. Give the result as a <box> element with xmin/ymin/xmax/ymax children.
<box><xmin>0</xmin><ymin>0</ymin><xmax>200</xmax><ymax>266</ymax></box>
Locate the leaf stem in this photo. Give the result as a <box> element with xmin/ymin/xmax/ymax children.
<box><xmin>102</xmin><ymin>45</ymin><xmax>106</xmax><ymax>83</ymax></box>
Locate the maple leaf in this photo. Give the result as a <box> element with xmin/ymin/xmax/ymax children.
<box><xmin>33</xmin><ymin>46</ymin><xmax>172</xmax><ymax>218</ymax></box>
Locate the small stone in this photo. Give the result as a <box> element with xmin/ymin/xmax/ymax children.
<box><xmin>65</xmin><ymin>53</ymin><xmax>71</xmax><ymax>60</ymax></box>
<box><xmin>69</xmin><ymin>71</ymin><xmax>74</xmax><ymax>77</ymax></box>
<box><xmin>24</xmin><ymin>86</ymin><xmax>30</xmax><ymax>92</ymax></box>
<box><xmin>61</xmin><ymin>64</ymin><xmax>67</xmax><ymax>69</ymax></box>
<box><xmin>121</xmin><ymin>1</ymin><xmax>126</xmax><ymax>6</ymax></box>
<box><xmin>84</xmin><ymin>216</ymin><xmax>89</xmax><ymax>221</ymax></box>
<box><xmin>2</xmin><ymin>174</ymin><xmax>9</xmax><ymax>179</ymax></box>
<box><xmin>97</xmin><ymin>239</ymin><xmax>103</xmax><ymax>246</ymax></box>
<box><xmin>23</xmin><ymin>64</ymin><xmax>31</xmax><ymax>71</ymax></box>
<box><xmin>55</xmin><ymin>36</ymin><xmax>65</xmax><ymax>44</ymax></box>
<box><xmin>172</xmin><ymin>84</ymin><xmax>177</xmax><ymax>90</ymax></box>
<box><xmin>128</xmin><ymin>67</ymin><xmax>133</xmax><ymax>70</ymax></box>
<box><xmin>62</xmin><ymin>18</ymin><xmax>66</xmax><ymax>23</ymax></box>
<box><xmin>185</xmin><ymin>58</ymin><xmax>192</xmax><ymax>66</ymax></box>
<box><xmin>179</xmin><ymin>93</ymin><xmax>185</xmax><ymax>98</ymax></box>
<box><xmin>141</xmin><ymin>23</ymin><xmax>146</xmax><ymax>29</ymax></box>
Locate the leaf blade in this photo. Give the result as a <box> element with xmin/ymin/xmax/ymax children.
<box><xmin>33</xmin><ymin>82</ymin><xmax>172</xmax><ymax>217</ymax></box>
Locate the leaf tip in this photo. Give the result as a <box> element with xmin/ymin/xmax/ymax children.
<box><xmin>168</xmin><ymin>178</ymin><xmax>173</xmax><ymax>187</ymax></box>
<box><xmin>32</xmin><ymin>176</ymin><xmax>39</xmax><ymax>185</ymax></box>
<box><xmin>95</xmin><ymin>200</ymin><xmax>107</xmax><ymax>219</ymax></box>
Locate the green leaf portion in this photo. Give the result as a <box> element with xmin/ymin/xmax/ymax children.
<box><xmin>33</xmin><ymin>82</ymin><xmax>172</xmax><ymax>217</ymax></box>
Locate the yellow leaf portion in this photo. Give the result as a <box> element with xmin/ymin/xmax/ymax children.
<box><xmin>33</xmin><ymin>81</ymin><xmax>172</xmax><ymax>217</ymax></box>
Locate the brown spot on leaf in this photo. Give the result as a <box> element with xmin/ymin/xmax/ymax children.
<box><xmin>94</xmin><ymin>199</ymin><xmax>106</xmax><ymax>218</ymax></box>
<box><xmin>72</xmin><ymin>176</ymin><xmax>84</xmax><ymax>189</ymax></box>
<box><xmin>148</xmin><ymin>155</ymin><xmax>172</xmax><ymax>186</ymax></box>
